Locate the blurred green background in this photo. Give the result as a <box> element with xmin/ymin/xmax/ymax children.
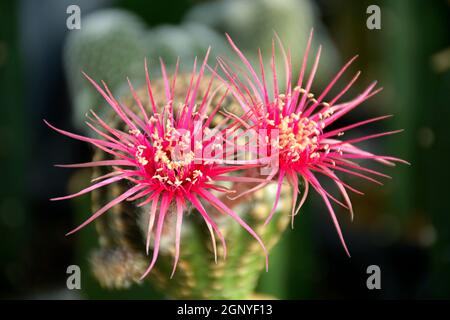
<box><xmin>0</xmin><ymin>0</ymin><xmax>449</xmax><ymax>299</ymax></box>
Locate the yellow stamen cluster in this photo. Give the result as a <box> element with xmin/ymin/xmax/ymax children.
<box><xmin>276</xmin><ymin>113</ymin><xmax>321</xmax><ymax>162</ymax></box>
<box><xmin>266</xmin><ymin>90</ymin><xmax>337</xmax><ymax>163</ymax></box>
<box><xmin>136</xmin><ymin>145</ymin><xmax>148</xmax><ymax>166</ymax></box>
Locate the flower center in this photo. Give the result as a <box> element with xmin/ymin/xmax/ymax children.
<box><xmin>131</xmin><ymin>122</ymin><xmax>208</xmax><ymax>189</ymax></box>
<box><xmin>276</xmin><ymin>113</ymin><xmax>322</xmax><ymax>163</ymax></box>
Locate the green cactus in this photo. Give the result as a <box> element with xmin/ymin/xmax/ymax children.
<box><xmin>85</xmin><ymin>75</ymin><xmax>293</xmax><ymax>299</ymax></box>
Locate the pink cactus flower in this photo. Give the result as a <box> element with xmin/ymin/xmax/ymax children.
<box><xmin>218</xmin><ymin>31</ymin><xmax>409</xmax><ymax>256</ymax></box>
<box><xmin>46</xmin><ymin>51</ymin><xmax>268</xmax><ymax>278</ymax></box>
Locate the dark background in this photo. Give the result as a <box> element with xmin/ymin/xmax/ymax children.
<box><xmin>0</xmin><ymin>0</ymin><xmax>449</xmax><ymax>299</ymax></box>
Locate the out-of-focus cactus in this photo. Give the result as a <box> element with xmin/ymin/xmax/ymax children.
<box><xmin>87</xmin><ymin>76</ymin><xmax>292</xmax><ymax>299</ymax></box>
<box><xmin>184</xmin><ymin>0</ymin><xmax>339</xmax><ymax>83</ymax></box>
<box><xmin>144</xmin><ymin>22</ymin><xmax>232</xmax><ymax>68</ymax></box>
<box><xmin>64</xmin><ymin>9</ymin><xmax>148</xmax><ymax>129</ymax></box>
<box><xmin>64</xmin><ymin>9</ymin><xmax>230</xmax><ymax>133</ymax></box>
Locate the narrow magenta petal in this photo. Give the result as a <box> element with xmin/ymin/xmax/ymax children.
<box><xmin>289</xmin><ymin>29</ymin><xmax>313</xmax><ymax>113</ymax></box>
<box><xmin>66</xmin><ymin>184</ymin><xmax>145</xmax><ymax>236</ymax></box>
<box><xmin>45</xmin><ymin>120</ymin><xmax>121</xmax><ymax>150</ymax></box>
<box><xmin>309</xmin><ymin>167</ymin><xmax>354</xmax><ymax>208</ymax></box>
<box><xmin>286</xmin><ymin>172</ymin><xmax>299</xmax><ymax>228</ymax></box>
<box><xmin>227</xmin><ymin>168</ymin><xmax>277</xmax><ymax>201</ymax></box>
<box><xmin>197</xmin><ymin>64</ymin><xmax>217</xmax><ymax>116</ymax></box>
<box><xmin>304</xmin><ymin>170</ymin><xmax>351</xmax><ymax>257</ymax></box>
<box><xmin>189</xmin><ymin>47</ymin><xmax>210</xmax><ymax>108</ymax></box>
<box><xmin>216</xmin><ymin>176</ymin><xmax>269</xmax><ymax>183</ymax></box>
<box><xmin>339</xmin><ymin>153</ymin><xmax>409</xmax><ymax>165</ymax></box>
<box><xmin>183</xmin><ymin>57</ymin><xmax>197</xmax><ymax>110</ymax></box>
<box><xmin>271</xmin><ymin>39</ymin><xmax>279</xmax><ymax>100</ymax></box>
<box><xmin>294</xmin><ymin>176</ymin><xmax>309</xmax><ymax>217</ymax></box>
<box><xmin>141</xmin><ymin>193</ymin><xmax>171</xmax><ymax>279</ymax></box>
<box><xmin>304</xmin><ymin>55</ymin><xmax>359</xmax><ymax>118</ymax></box>
<box><xmin>334</xmin><ymin>129</ymin><xmax>404</xmax><ymax>147</ymax></box>
<box><xmin>126</xmin><ymin>187</ymin><xmax>155</xmax><ymax>202</ymax></box>
<box><xmin>217</xmin><ymin>57</ymin><xmax>260</xmax><ymax>113</ymax></box>
<box><xmin>55</xmin><ymin>160</ymin><xmax>134</xmax><ymax>168</ymax></box>
<box><xmin>322</xmin><ymin>167</ymin><xmax>354</xmax><ymax>221</ymax></box>
<box><xmin>127</xmin><ymin>77</ymin><xmax>149</xmax><ymax>123</ymax></box>
<box><xmin>91</xmin><ymin>170</ymin><xmax>123</xmax><ymax>183</ymax></box>
<box><xmin>51</xmin><ymin>174</ymin><xmax>128</xmax><ymax>201</ymax></box>
<box><xmin>322</xmin><ymin>115</ymin><xmax>393</xmax><ymax>139</ymax></box>
<box><xmin>298</xmin><ymin>45</ymin><xmax>321</xmax><ymax>112</ymax></box>
<box><xmin>273</xmin><ymin>32</ymin><xmax>292</xmax><ymax>97</ymax></box>
<box><xmin>85</xmin><ymin>122</ymin><xmax>129</xmax><ymax>152</ymax></box>
<box><xmin>326</xmin><ymin>164</ymin><xmax>383</xmax><ymax>185</ymax></box>
<box><xmin>119</xmin><ymin>100</ymin><xmax>148</xmax><ymax>132</ymax></box>
<box><xmin>89</xmin><ymin>110</ymin><xmax>134</xmax><ymax>144</ymax></box>
<box><xmin>311</xmin><ymin>165</ymin><xmax>364</xmax><ymax>195</ymax></box>
<box><xmin>188</xmin><ymin>193</ymin><xmax>227</xmax><ymax>260</ymax></box>
<box><xmin>324</xmin><ymin>81</ymin><xmax>378</xmax><ymax>126</ymax></box>
<box><xmin>170</xmin><ymin>57</ymin><xmax>180</xmax><ymax>103</ymax></box>
<box><xmin>144</xmin><ymin>58</ymin><xmax>158</xmax><ymax>115</ymax></box>
<box><xmin>170</xmin><ymin>197</ymin><xmax>184</xmax><ymax>278</ymax></box>
<box><xmin>146</xmin><ymin>194</ymin><xmax>159</xmax><ymax>255</ymax></box>
<box><xmin>257</xmin><ymin>48</ymin><xmax>270</xmax><ymax>107</ymax></box>
<box><xmin>324</xmin><ymin>158</ymin><xmax>391</xmax><ymax>179</ymax></box>
<box><xmin>82</xmin><ymin>73</ymin><xmax>137</xmax><ymax>130</ymax></box>
<box><xmin>329</xmin><ymin>71</ymin><xmax>361</xmax><ymax>107</ymax></box>
<box><xmin>264</xmin><ymin>170</ymin><xmax>285</xmax><ymax>226</ymax></box>
<box><xmin>225</xmin><ymin>33</ymin><xmax>265</xmax><ymax>98</ymax></box>
<box><xmin>159</xmin><ymin>57</ymin><xmax>173</xmax><ymax>104</ymax></box>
